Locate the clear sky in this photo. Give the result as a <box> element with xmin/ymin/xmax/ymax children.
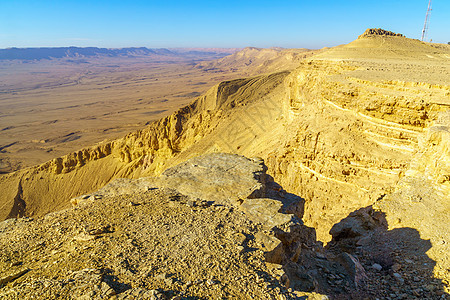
<box><xmin>0</xmin><ymin>0</ymin><xmax>448</xmax><ymax>49</ymax></box>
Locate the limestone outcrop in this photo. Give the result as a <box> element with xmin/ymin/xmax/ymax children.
<box><xmin>359</xmin><ymin>28</ymin><xmax>404</xmax><ymax>38</ymax></box>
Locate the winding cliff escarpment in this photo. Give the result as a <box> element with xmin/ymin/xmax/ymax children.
<box><xmin>0</xmin><ymin>30</ymin><xmax>449</xmax><ymax>293</ymax></box>
<box><xmin>0</xmin><ymin>71</ymin><xmax>290</xmax><ymax>221</ymax></box>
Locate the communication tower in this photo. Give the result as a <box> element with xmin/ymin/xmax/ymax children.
<box><xmin>421</xmin><ymin>0</ymin><xmax>432</xmax><ymax>42</ymax></box>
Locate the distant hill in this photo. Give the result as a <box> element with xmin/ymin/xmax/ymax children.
<box><xmin>195</xmin><ymin>46</ymin><xmax>321</xmax><ymax>75</ymax></box>
<box><xmin>0</xmin><ymin>47</ymin><xmax>239</xmax><ymax>60</ymax></box>
<box><xmin>313</xmin><ymin>28</ymin><xmax>450</xmax><ymax>61</ymax></box>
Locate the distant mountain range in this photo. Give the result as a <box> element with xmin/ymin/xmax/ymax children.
<box><xmin>0</xmin><ymin>47</ymin><xmax>239</xmax><ymax>60</ymax></box>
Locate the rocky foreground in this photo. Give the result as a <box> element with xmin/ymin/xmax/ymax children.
<box><xmin>1</xmin><ymin>154</ymin><xmax>448</xmax><ymax>299</ymax></box>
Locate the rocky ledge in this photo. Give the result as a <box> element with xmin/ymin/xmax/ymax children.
<box><xmin>0</xmin><ymin>154</ymin><xmax>448</xmax><ymax>299</ymax></box>
<box><xmin>359</xmin><ymin>28</ymin><xmax>404</xmax><ymax>38</ymax></box>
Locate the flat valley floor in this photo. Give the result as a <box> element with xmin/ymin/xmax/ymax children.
<box><xmin>0</xmin><ymin>56</ymin><xmax>239</xmax><ymax>173</ymax></box>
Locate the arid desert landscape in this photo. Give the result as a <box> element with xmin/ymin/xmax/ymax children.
<box><xmin>0</xmin><ymin>28</ymin><xmax>449</xmax><ymax>299</ymax></box>
<box><xmin>0</xmin><ymin>47</ymin><xmax>321</xmax><ymax>174</ymax></box>
<box><xmin>0</xmin><ymin>48</ymin><xmax>236</xmax><ymax>173</ymax></box>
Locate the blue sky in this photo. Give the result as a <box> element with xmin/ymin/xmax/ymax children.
<box><xmin>0</xmin><ymin>0</ymin><xmax>448</xmax><ymax>49</ymax></box>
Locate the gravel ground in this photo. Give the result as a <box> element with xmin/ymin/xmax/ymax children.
<box><xmin>0</xmin><ymin>188</ymin><xmax>316</xmax><ymax>299</ymax></box>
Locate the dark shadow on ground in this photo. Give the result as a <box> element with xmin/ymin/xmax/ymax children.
<box><xmin>269</xmin><ymin>203</ymin><xmax>449</xmax><ymax>299</ymax></box>
<box><xmin>264</xmin><ymin>174</ymin><xmax>306</xmax><ymax>220</ymax></box>
<box><xmin>326</xmin><ymin>206</ymin><xmax>448</xmax><ymax>299</ymax></box>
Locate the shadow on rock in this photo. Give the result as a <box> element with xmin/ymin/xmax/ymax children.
<box><xmin>264</xmin><ymin>174</ymin><xmax>306</xmax><ymax>220</ymax></box>
<box><xmin>260</xmin><ymin>201</ymin><xmax>448</xmax><ymax>299</ymax></box>
<box><xmin>326</xmin><ymin>206</ymin><xmax>448</xmax><ymax>299</ymax></box>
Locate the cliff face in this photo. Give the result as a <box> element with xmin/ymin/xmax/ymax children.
<box><xmin>266</xmin><ymin>59</ymin><xmax>449</xmax><ymax>242</ymax></box>
<box><xmin>375</xmin><ymin>112</ymin><xmax>450</xmax><ymax>279</ymax></box>
<box><xmin>0</xmin><ymin>31</ymin><xmax>449</xmax><ymax>294</ymax></box>
<box><xmin>0</xmin><ymin>71</ymin><xmax>289</xmax><ymax>221</ymax></box>
<box><xmin>195</xmin><ymin>47</ymin><xmax>320</xmax><ymax>75</ymax></box>
<box><xmin>1</xmin><ymin>31</ymin><xmax>449</xmax><ymax>251</ymax></box>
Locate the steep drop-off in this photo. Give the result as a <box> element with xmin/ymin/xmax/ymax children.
<box><xmin>0</xmin><ymin>71</ymin><xmax>289</xmax><ymax>221</ymax></box>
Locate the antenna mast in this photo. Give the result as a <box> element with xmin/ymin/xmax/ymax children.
<box><xmin>421</xmin><ymin>0</ymin><xmax>432</xmax><ymax>42</ymax></box>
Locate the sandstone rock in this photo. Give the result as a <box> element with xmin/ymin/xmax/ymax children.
<box><xmin>391</xmin><ymin>263</ymin><xmax>401</xmax><ymax>272</ymax></box>
<box><xmin>73</xmin><ymin>233</ymin><xmax>98</xmax><ymax>242</ymax></box>
<box><xmin>240</xmin><ymin>198</ymin><xmax>294</xmax><ymax>229</ymax></box>
<box><xmin>101</xmin><ymin>281</ymin><xmax>116</xmax><ymax>297</ymax></box>
<box><xmin>282</xmin><ymin>263</ymin><xmax>316</xmax><ymax>292</ymax></box>
<box><xmin>157</xmin><ymin>153</ymin><xmax>267</xmax><ymax>206</ymax></box>
<box><xmin>149</xmin><ymin>289</ymin><xmax>165</xmax><ymax>298</ymax></box>
<box><xmin>155</xmin><ymin>273</ymin><xmax>169</xmax><ymax>281</ymax></box>
<box><xmin>329</xmin><ymin>207</ymin><xmax>378</xmax><ymax>241</ymax></box>
<box><xmin>255</xmin><ymin>231</ymin><xmax>280</xmax><ymax>252</ymax></box>
<box><xmin>9</xmin><ymin>261</ymin><xmax>22</xmax><ymax>267</ymax></box>
<box><xmin>87</xmin><ymin>224</ymin><xmax>113</xmax><ymax>235</ymax></box>
<box><xmin>265</xmin><ymin>223</ymin><xmax>317</xmax><ymax>265</ymax></box>
<box><xmin>233</xmin><ymin>232</ymin><xmax>247</xmax><ymax>245</ymax></box>
<box><xmin>92</xmin><ymin>178</ymin><xmax>157</xmax><ymax>199</ymax></box>
<box><xmin>393</xmin><ymin>274</ymin><xmax>405</xmax><ymax>285</ymax></box>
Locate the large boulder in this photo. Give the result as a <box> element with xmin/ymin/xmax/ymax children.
<box><xmin>157</xmin><ymin>153</ymin><xmax>267</xmax><ymax>205</ymax></box>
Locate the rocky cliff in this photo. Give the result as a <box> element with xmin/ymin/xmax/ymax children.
<box><xmin>0</xmin><ymin>30</ymin><xmax>449</xmax><ymax>297</ymax></box>
<box><xmin>0</xmin><ymin>70</ymin><xmax>289</xmax><ymax>221</ymax></box>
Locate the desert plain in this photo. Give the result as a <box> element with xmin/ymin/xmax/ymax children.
<box><xmin>0</xmin><ymin>49</ymin><xmax>237</xmax><ymax>173</ymax></box>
